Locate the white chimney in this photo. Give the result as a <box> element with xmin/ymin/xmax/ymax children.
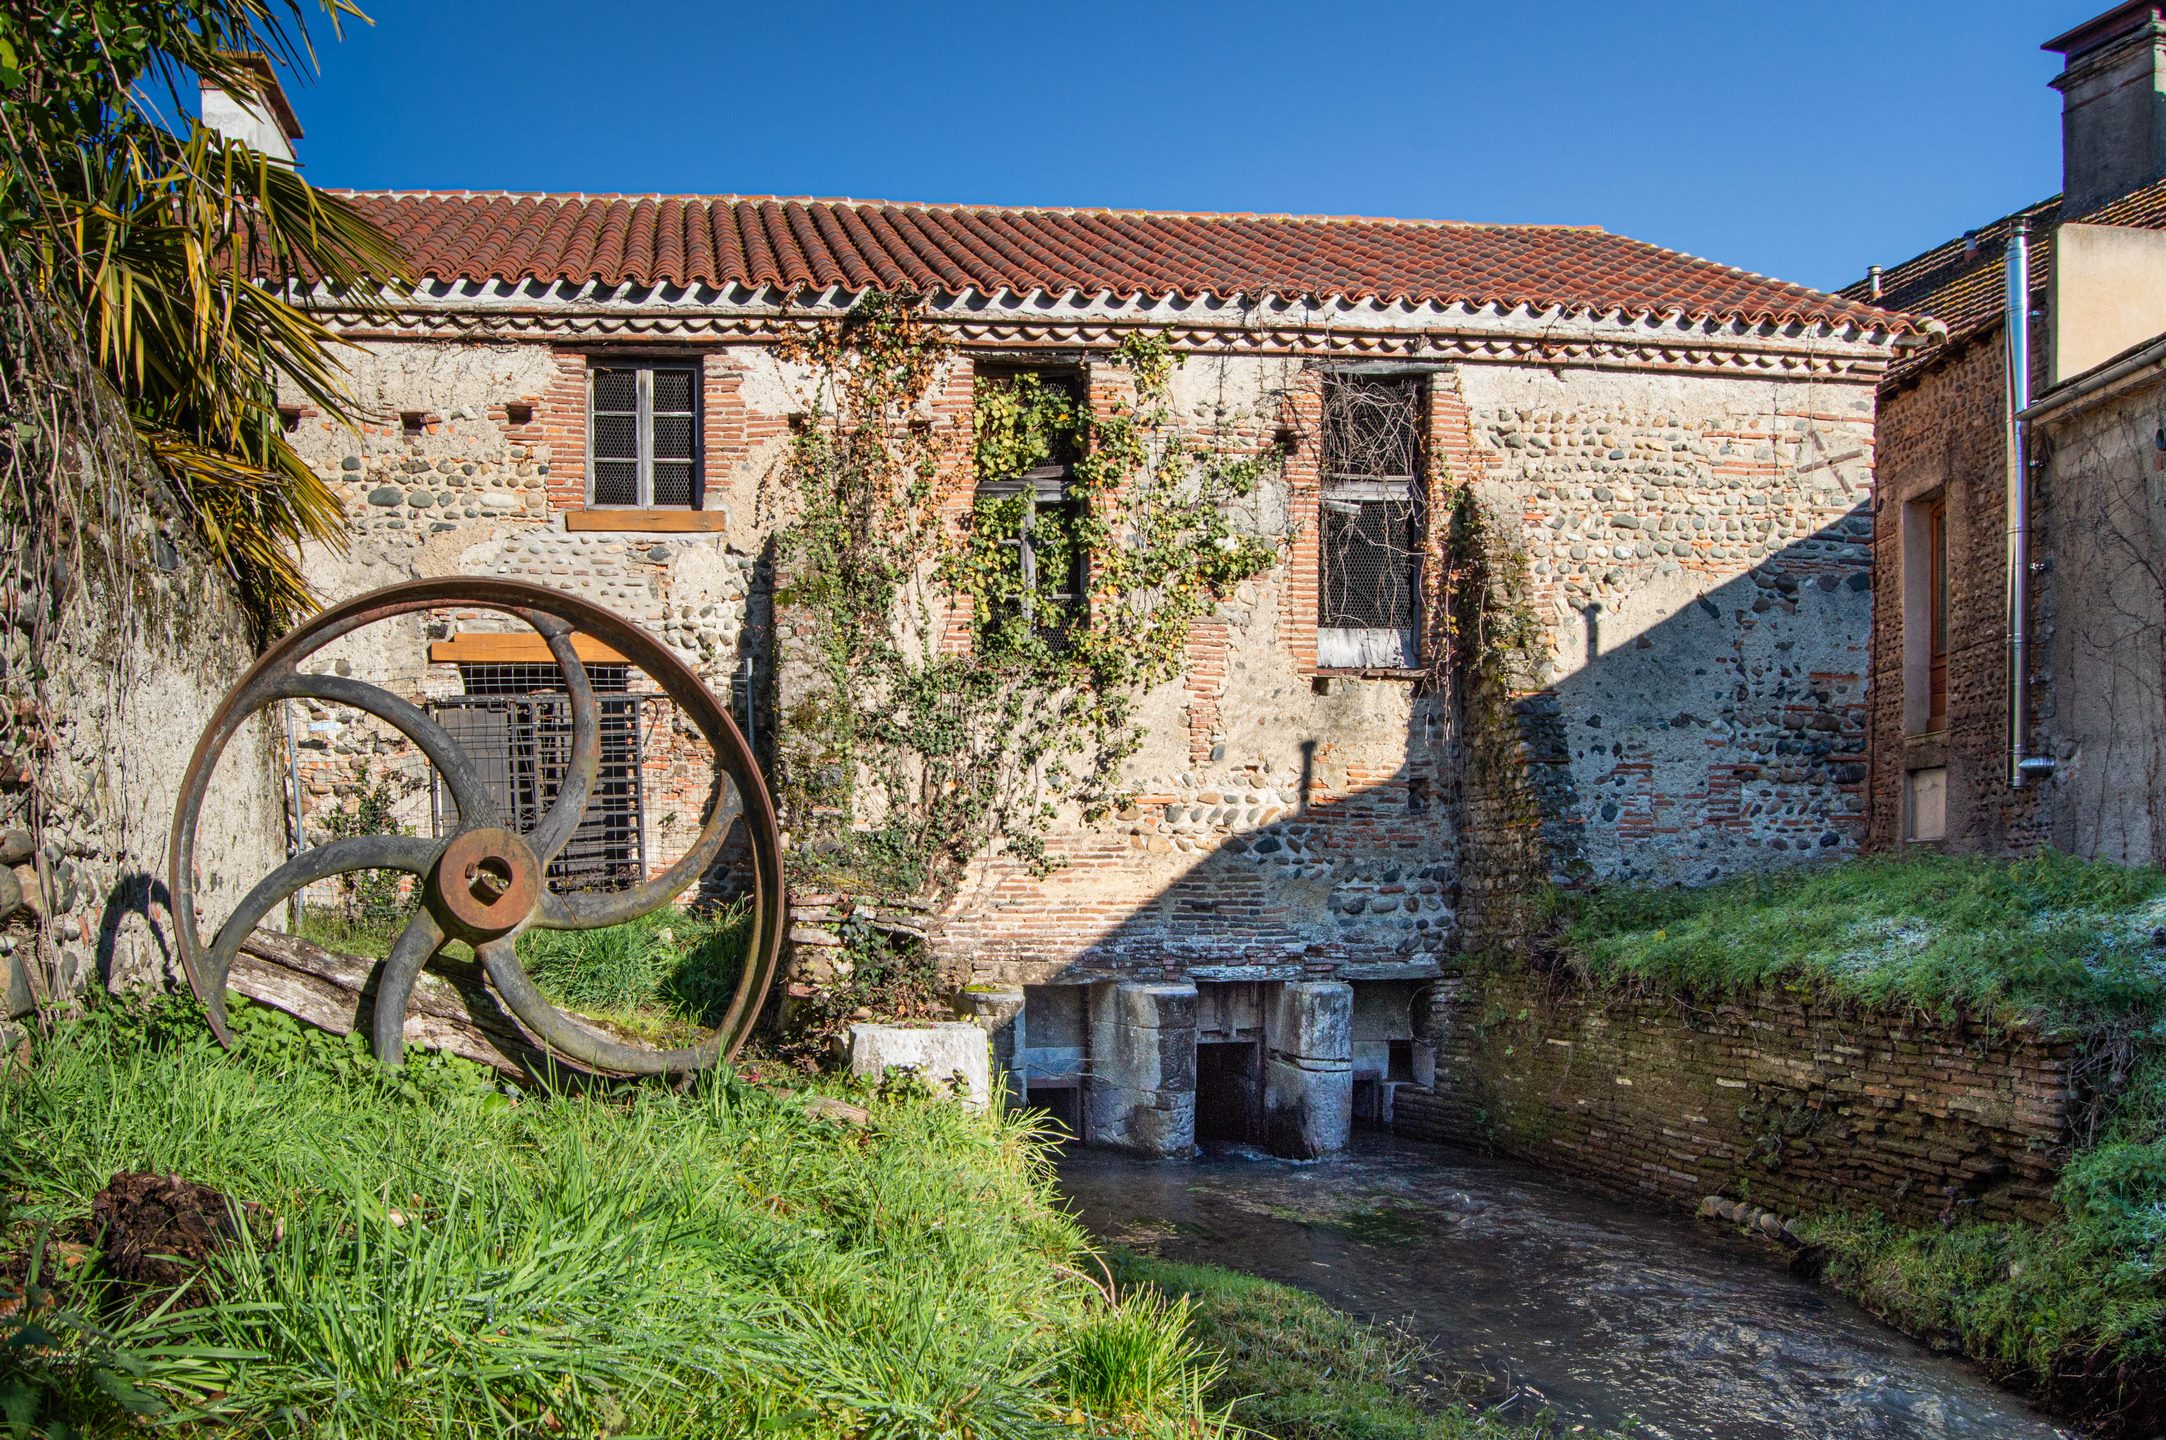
<box><xmin>198</xmin><ymin>54</ymin><xmax>302</xmax><ymax>163</ymax></box>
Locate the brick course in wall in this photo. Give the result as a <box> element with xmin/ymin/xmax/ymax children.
<box><xmin>1396</xmin><ymin>966</ymin><xmax>2077</xmax><ymax>1226</ymax></box>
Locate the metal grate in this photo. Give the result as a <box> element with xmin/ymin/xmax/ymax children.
<box><xmin>1320</xmin><ymin>374</ymin><xmax>1424</xmax><ymax>641</ymax></box>
<box><xmin>589</xmin><ymin>361</ymin><xmax>700</xmax><ymax>509</ymax></box>
<box><xmin>431</xmin><ymin>663</ymin><xmax>648</xmax><ymax>892</ymax></box>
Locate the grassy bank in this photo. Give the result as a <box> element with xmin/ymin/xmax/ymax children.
<box><xmin>1115</xmin><ymin>1256</ymin><xmax>1560</xmax><ymax>1440</ymax></box>
<box><xmin>1555</xmin><ymin>851</ymin><xmax>2166</xmax><ymax>1432</ymax></box>
<box><xmin>0</xmin><ymin>999</ymin><xmax>1199</xmax><ymax>1437</ymax></box>
<box><xmin>296</xmin><ymin>903</ymin><xmax>751</xmax><ymax>1045</ymax></box>
<box><xmin>0</xmin><ymin>999</ymin><xmax>1560</xmax><ymax>1438</ymax></box>
<box><xmin>1561</xmin><ymin>849</ymin><xmax>2166</xmax><ymax>1024</ymax></box>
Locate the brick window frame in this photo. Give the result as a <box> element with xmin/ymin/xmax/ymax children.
<box><xmin>1285</xmin><ymin>366</ymin><xmax>1457</xmax><ymax>680</ymax></box>
<box><xmin>1317</xmin><ymin>372</ymin><xmax>1426</xmax><ymax>670</ymax></box>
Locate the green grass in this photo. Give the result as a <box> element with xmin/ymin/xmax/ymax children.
<box><xmin>294</xmin><ymin>903</ymin><xmax>750</xmax><ymax>1045</ymax></box>
<box><xmin>1561</xmin><ymin>850</ymin><xmax>2166</xmax><ymax>1024</ymax></box>
<box><xmin>0</xmin><ymin>998</ymin><xmax>1221</xmax><ymax>1438</ymax></box>
<box><xmin>1113</xmin><ymin>1255</ymin><xmax>1592</xmax><ymax>1440</ymax></box>
<box><xmin>1557</xmin><ymin>851</ymin><xmax>2166</xmax><ymax>1433</ymax></box>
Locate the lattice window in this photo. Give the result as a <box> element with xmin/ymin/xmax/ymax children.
<box><xmin>589</xmin><ymin>360</ymin><xmax>700</xmax><ymax>508</ymax></box>
<box><xmin>431</xmin><ymin>662</ymin><xmax>648</xmax><ymax>892</ymax></box>
<box><xmin>1319</xmin><ymin>373</ymin><xmax>1424</xmax><ymax>667</ymax></box>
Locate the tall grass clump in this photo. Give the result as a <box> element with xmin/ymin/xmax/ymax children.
<box><xmin>516</xmin><ymin>903</ymin><xmax>751</xmax><ymax>1035</ymax></box>
<box><xmin>0</xmin><ymin>997</ymin><xmax>1206</xmax><ymax>1438</ymax></box>
<box><xmin>292</xmin><ymin>904</ymin><xmax>753</xmax><ymax>1042</ymax></box>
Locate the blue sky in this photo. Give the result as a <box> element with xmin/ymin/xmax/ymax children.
<box><xmin>271</xmin><ymin>0</ymin><xmax>2093</xmax><ymax>294</ymax></box>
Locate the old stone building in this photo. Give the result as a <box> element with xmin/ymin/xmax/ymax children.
<box><xmin>1847</xmin><ymin>0</ymin><xmax>2166</xmax><ymax>864</ymax></box>
<box><xmin>217</xmin><ymin>74</ymin><xmax>1917</xmax><ymax>1152</ymax></box>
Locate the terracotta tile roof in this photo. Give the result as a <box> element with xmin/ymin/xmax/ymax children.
<box><xmin>338</xmin><ymin>190</ymin><xmax>1912</xmax><ymax>332</ymax></box>
<box><xmin>1840</xmin><ymin>177</ymin><xmax>2166</xmax><ymax>370</ymax></box>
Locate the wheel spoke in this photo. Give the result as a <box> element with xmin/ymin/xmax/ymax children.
<box><xmin>477</xmin><ymin>937</ymin><xmax>721</xmax><ymax>1076</ymax></box>
<box><xmin>263</xmin><ymin>673</ymin><xmax>497</xmax><ymax>827</ymax></box>
<box><xmin>519</xmin><ymin>611</ymin><xmax>600</xmax><ymax>865</ymax></box>
<box><xmin>195</xmin><ymin>835</ymin><xmax>443</xmax><ymax>1046</ymax></box>
<box><xmin>370</xmin><ymin>909</ymin><xmax>447</xmax><ymax>1065</ymax></box>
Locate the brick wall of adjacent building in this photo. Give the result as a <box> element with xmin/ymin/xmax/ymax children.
<box><xmin>1864</xmin><ymin>331</ymin><xmax>2051</xmax><ymax>855</ymax></box>
<box><xmin>1395</xmin><ymin>966</ymin><xmax>2078</xmax><ymax>1227</ymax></box>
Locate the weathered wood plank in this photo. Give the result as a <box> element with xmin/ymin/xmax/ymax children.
<box><xmin>233</xmin><ymin>928</ymin><xmax>538</xmax><ymax>1076</ymax></box>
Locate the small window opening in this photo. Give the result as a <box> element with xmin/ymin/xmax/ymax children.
<box><xmin>971</xmin><ymin>365</ymin><xmax>1088</xmax><ymax>649</ymax></box>
<box><xmin>277</xmin><ymin>405</ymin><xmax>302</xmax><ymax>433</ymax></box>
<box><xmin>504</xmin><ymin>401</ymin><xmax>534</xmax><ymax>426</ymax></box>
<box><xmin>399</xmin><ymin>410</ymin><xmax>428</xmax><ymax>436</ymax></box>
<box><xmin>589</xmin><ymin>360</ymin><xmax>700</xmax><ymax>508</ymax></box>
<box><xmin>1319</xmin><ymin>374</ymin><xmax>1424</xmax><ymax>668</ymax></box>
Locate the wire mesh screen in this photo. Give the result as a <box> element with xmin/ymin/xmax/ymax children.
<box><xmin>588</xmin><ymin>363</ymin><xmax>699</xmax><ymax>509</ymax></box>
<box><xmin>432</xmin><ymin>663</ymin><xmax>648</xmax><ymax>892</ymax></box>
<box><xmin>1320</xmin><ymin>375</ymin><xmax>1424</xmax><ymax>641</ymax></box>
<box><xmin>651</xmin><ymin>367</ymin><xmax>697</xmax><ymax>506</ymax></box>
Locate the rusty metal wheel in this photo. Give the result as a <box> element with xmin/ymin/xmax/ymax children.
<box><xmin>167</xmin><ymin>578</ymin><xmax>784</xmax><ymax>1076</ymax></box>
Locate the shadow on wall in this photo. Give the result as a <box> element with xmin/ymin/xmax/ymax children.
<box><xmin>984</xmin><ymin>506</ymin><xmax>1871</xmax><ymax>1153</ymax></box>
<box><xmin>1001</xmin><ymin>506</ymin><xmax>1873</xmax><ymax>979</ymax></box>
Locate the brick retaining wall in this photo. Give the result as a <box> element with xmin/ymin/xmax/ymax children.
<box><xmin>1395</xmin><ymin>967</ymin><xmax>2080</xmax><ymax>1226</ymax></box>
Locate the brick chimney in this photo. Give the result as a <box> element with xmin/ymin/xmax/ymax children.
<box><xmin>198</xmin><ymin>53</ymin><xmax>302</xmax><ymax>163</ymax></box>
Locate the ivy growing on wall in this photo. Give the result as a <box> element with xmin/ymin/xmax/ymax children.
<box><xmin>772</xmin><ymin>294</ymin><xmax>1281</xmax><ymax>901</ymax></box>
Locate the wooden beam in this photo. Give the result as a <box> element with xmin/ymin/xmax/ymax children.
<box><xmin>428</xmin><ymin>632</ymin><xmax>629</xmax><ymax>666</ymax></box>
<box><xmin>563</xmin><ymin>509</ymin><xmax>727</xmax><ymax>534</ymax></box>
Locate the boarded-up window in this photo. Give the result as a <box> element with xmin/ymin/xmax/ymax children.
<box><xmin>1320</xmin><ymin>374</ymin><xmax>1423</xmax><ymax>668</ymax></box>
<box><xmin>589</xmin><ymin>361</ymin><xmax>700</xmax><ymax>508</ymax></box>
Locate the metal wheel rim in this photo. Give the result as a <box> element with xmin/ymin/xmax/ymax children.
<box><xmin>166</xmin><ymin>577</ymin><xmax>784</xmax><ymax>1077</ymax></box>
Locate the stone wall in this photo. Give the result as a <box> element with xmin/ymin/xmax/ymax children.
<box><xmin>280</xmin><ymin>327</ymin><xmax>1888</xmax><ymax>1007</ymax></box>
<box><xmin>2</xmin><ymin>425</ymin><xmax>287</xmax><ymax>1032</ymax></box>
<box><xmin>1395</xmin><ymin>965</ymin><xmax>2077</xmax><ymax>1227</ymax></box>
<box><xmin>2032</xmin><ymin>366</ymin><xmax>2166</xmax><ymax>865</ymax></box>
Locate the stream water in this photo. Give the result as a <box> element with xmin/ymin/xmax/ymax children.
<box><xmin>1057</xmin><ymin>1134</ymin><xmax>2072</xmax><ymax>1440</ymax></box>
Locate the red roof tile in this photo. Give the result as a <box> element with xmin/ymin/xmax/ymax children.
<box><xmin>339</xmin><ymin>190</ymin><xmax>1912</xmax><ymax>332</ymax></box>
<box><xmin>1841</xmin><ymin>177</ymin><xmax>2166</xmax><ymax>368</ymax></box>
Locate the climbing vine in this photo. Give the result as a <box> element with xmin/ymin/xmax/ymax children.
<box><xmin>772</xmin><ymin>295</ymin><xmax>1281</xmax><ymax>900</ymax></box>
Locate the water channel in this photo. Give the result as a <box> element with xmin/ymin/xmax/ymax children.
<box><xmin>1057</xmin><ymin>1134</ymin><xmax>2072</xmax><ymax>1440</ymax></box>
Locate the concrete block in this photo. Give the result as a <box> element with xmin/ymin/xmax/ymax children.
<box><xmin>1264</xmin><ymin>980</ymin><xmax>1353</xmax><ymax>1158</ymax></box>
<box><xmin>1265</xmin><ymin>1057</ymin><xmax>1354</xmax><ymax>1159</ymax></box>
<box><xmin>958</xmin><ymin>986</ymin><xmax>1025</xmax><ymax>1109</ymax></box>
<box><xmin>845</xmin><ymin>1021</ymin><xmax>991</xmax><ymax>1109</ymax></box>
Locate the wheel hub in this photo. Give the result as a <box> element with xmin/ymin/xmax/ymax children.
<box><xmin>433</xmin><ymin>827</ymin><xmax>541</xmax><ymax>940</ymax></box>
